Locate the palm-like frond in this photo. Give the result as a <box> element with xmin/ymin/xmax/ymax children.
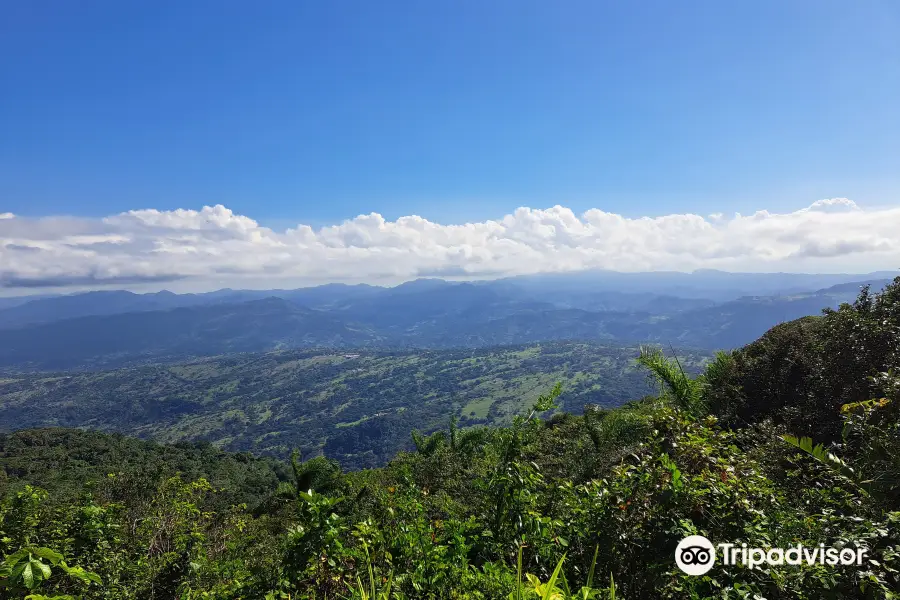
<box><xmin>411</xmin><ymin>430</ymin><xmax>447</xmax><ymax>456</ymax></box>
<box><xmin>455</xmin><ymin>427</ymin><xmax>493</xmax><ymax>455</ymax></box>
<box><xmin>637</xmin><ymin>346</ymin><xmax>705</xmax><ymax>415</ymax></box>
<box><xmin>782</xmin><ymin>434</ymin><xmax>868</xmax><ymax>496</ymax></box>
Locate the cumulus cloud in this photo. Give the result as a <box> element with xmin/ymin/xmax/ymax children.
<box><xmin>1</xmin><ymin>199</ymin><xmax>898</xmax><ymax>290</ymax></box>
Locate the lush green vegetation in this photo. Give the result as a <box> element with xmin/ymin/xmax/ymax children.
<box><xmin>0</xmin><ymin>429</ymin><xmax>290</xmax><ymax>509</ymax></box>
<box><xmin>0</xmin><ymin>342</ymin><xmax>709</xmax><ymax>470</ymax></box>
<box><xmin>1</xmin><ymin>280</ymin><xmax>899</xmax><ymax>598</ymax></box>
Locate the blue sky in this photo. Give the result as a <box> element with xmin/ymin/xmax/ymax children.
<box><xmin>1</xmin><ymin>0</ymin><xmax>899</xmax><ymax>228</ymax></box>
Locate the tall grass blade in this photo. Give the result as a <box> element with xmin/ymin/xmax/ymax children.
<box><xmin>586</xmin><ymin>544</ymin><xmax>599</xmax><ymax>589</ymax></box>
<box><xmin>542</xmin><ymin>554</ymin><xmax>566</xmax><ymax>600</ymax></box>
<box><xmin>516</xmin><ymin>544</ymin><xmax>524</xmax><ymax>600</ymax></box>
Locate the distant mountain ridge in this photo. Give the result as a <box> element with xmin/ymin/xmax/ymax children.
<box><xmin>1</xmin><ymin>270</ymin><xmax>895</xmax><ymax>328</ymax></box>
<box><xmin>0</xmin><ymin>284</ymin><xmax>383</xmax><ymax>328</ymax></box>
<box><xmin>0</xmin><ymin>297</ymin><xmax>379</xmax><ymax>370</ymax></box>
<box><xmin>0</xmin><ymin>272</ymin><xmax>894</xmax><ymax>370</ymax></box>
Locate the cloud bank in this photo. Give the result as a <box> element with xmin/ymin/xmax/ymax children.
<box><xmin>1</xmin><ymin>199</ymin><xmax>898</xmax><ymax>290</ymax></box>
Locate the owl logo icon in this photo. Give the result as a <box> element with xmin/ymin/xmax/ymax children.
<box><xmin>675</xmin><ymin>535</ymin><xmax>715</xmax><ymax>575</ymax></box>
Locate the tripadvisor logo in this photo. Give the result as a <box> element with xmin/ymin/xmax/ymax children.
<box><xmin>675</xmin><ymin>536</ymin><xmax>716</xmax><ymax>575</ymax></box>
<box><xmin>675</xmin><ymin>536</ymin><xmax>870</xmax><ymax>575</ymax></box>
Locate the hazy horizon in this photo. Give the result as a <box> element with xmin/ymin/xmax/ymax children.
<box><xmin>1</xmin><ymin>262</ymin><xmax>896</xmax><ymax>299</ymax></box>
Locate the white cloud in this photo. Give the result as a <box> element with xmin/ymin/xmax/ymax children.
<box><xmin>1</xmin><ymin>198</ymin><xmax>898</xmax><ymax>290</ymax></box>
<box><xmin>801</xmin><ymin>197</ymin><xmax>861</xmax><ymax>213</ymax></box>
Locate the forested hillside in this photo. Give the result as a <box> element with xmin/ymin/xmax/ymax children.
<box><xmin>0</xmin><ymin>342</ymin><xmax>709</xmax><ymax>470</ymax></box>
<box><xmin>1</xmin><ymin>280</ymin><xmax>898</xmax><ymax>598</ymax></box>
<box><xmin>0</xmin><ymin>428</ymin><xmax>288</xmax><ymax>509</ymax></box>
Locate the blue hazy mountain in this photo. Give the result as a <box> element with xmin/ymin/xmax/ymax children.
<box><xmin>0</xmin><ymin>272</ymin><xmax>894</xmax><ymax>370</ymax></box>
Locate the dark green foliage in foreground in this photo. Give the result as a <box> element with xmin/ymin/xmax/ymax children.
<box><xmin>706</xmin><ymin>280</ymin><xmax>900</xmax><ymax>442</ymax></box>
<box><xmin>2</xmin><ymin>394</ymin><xmax>898</xmax><ymax>599</ymax></box>
<box><xmin>1</xmin><ymin>279</ymin><xmax>899</xmax><ymax>599</ymax></box>
<box><xmin>0</xmin><ymin>428</ymin><xmax>290</xmax><ymax>509</ymax></box>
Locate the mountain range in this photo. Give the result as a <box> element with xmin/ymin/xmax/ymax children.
<box><xmin>0</xmin><ymin>271</ymin><xmax>895</xmax><ymax>370</ymax></box>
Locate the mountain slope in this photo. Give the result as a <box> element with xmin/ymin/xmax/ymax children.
<box><xmin>614</xmin><ymin>279</ymin><xmax>892</xmax><ymax>348</ymax></box>
<box><xmin>0</xmin><ymin>298</ymin><xmax>378</xmax><ymax>370</ymax></box>
<box><xmin>0</xmin><ymin>290</ymin><xmax>208</xmax><ymax>328</ymax></box>
<box><xmin>0</xmin><ymin>277</ymin><xmax>892</xmax><ymax>370</ymax></box>
<box><xmin>2</xmin><ymin>271</ymin><xmax>896</xmax><ymax>330</ymax></box>
<box><xmin>0</xmin><ymin>285</ymin><xmax>385</xmax><ymax>329</ymax></box>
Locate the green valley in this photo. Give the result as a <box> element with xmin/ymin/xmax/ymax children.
<box><xmin>0</xmin><ymin>342</ymin><xmax>710</xmax><ymax>470</ymax></box>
